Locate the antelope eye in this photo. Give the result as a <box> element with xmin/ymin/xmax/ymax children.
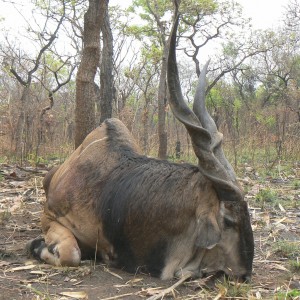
<box><xmin>224</xmin><ymin>216</ymin><xmax>237</xmax><ymax>228</ymax></box>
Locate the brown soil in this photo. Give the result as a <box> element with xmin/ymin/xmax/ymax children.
<box><xmin>0</xmin><ymin>164</ymin><xmax>299</xmax><ymax>299</ymax></box>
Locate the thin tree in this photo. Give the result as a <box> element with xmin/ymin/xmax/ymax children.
<box><xmin>75</xmin><ymin>0</ymin><xmax>106</xmax><ymax>148</ymax></box>
<box><xmin>100</xmin><ymin>0</ymin><xmax>114</xmax><ymax>123</ymax></box>
<box><xmin>37</xmin><ymin>59</ymin><xmax>76</xmax><ymax>158</ymax></box>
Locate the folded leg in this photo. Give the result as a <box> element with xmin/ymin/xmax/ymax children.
<box><xmin>28</xmin><ymin>220</ymin><xmax>81</xmax><ymax>267</ymax></box>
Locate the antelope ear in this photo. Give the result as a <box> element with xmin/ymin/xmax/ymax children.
<box><xmin>196</xmin><ymin>214</ymin><xmax>221</xmax><ymax>249</ymax></box>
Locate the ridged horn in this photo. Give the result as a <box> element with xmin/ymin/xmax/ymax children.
<box><xmin>167</xmin><ymin>13</ymin><xmax>243</xmax><ymax>201</ymax></box>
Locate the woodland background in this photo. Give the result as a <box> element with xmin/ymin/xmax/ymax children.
<box><xmin>0</xmin><ymin>1</ymin><xmax>300</xmax><ymax>299</ymax></box>
<box><xmin>0</xmin><ymin>0</ymin><xmax>299</xmax><ymax>169</ymax></box>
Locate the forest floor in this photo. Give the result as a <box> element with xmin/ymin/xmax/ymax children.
<box><xmin>0</xmin><ymin>162</ymin><xmax>299</xmax><ymax>300</ymax></box>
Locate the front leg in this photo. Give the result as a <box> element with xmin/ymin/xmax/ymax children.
<box><xmin>28</xmin><ymin>220</ymin><xmax>81</xmax><ymax>267</ymax></box>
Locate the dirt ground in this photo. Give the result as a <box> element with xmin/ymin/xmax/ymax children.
<box><xmin>0</xmin><ymin>163</ymin><xmax>299</xmax><ymax>300</ymax></box>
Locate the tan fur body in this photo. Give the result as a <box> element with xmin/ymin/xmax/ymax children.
<box><xmin>28</xmin><ymin>119</ymin><xmax>254</xmax><ymax>281</ymax></box>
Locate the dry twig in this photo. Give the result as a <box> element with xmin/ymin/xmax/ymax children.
<box><xmin>146</xmin><ymin>272</ymin><xmax>193</xmax><ymax>300</ymax></box>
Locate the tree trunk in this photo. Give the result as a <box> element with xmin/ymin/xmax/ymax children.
<box><xmin>100</xmin><ymin>0</ymin><xmax>114</xmax><ymax>124</ymax></box>
<box><xmin>157</xmin><ymin>45</ymin><xmax>169</xmax><ymax>159</ymax></box>
<box><xmin>143</xmin><ymin>101</ymin><xmax>149</xmax><ymax>154</ymax></box>
<box><xmin>75</xmin><ymin>0</ymin><xmax>105</xmax><ymax>148</ymax></box>
<box><xmin>14</xmin><ymin>86</ymin><xmax>29</xmax><ymax>158</ymax></box>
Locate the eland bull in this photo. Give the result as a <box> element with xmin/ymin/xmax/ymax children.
<box><xmin>28</xmin><ymin>14</ymin><xmax>254</xmax><ymax>281</ymax></box>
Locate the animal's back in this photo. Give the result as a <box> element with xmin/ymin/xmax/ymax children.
<box><xmin>41</xmin><ymin>118</ymin><xmax>206</xmax><ymax>277</ymax></box>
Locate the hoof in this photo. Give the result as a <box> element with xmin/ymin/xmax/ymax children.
<box><xmin>26</xmin><ymin>237</ymin><xmax>45</xmax><ymax>260</ymax></box>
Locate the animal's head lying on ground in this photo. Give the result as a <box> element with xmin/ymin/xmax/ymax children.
<box><xmin>27</xmin><ymin>13</ymin><xmax>254</xmax><ymax>282</ymax></box>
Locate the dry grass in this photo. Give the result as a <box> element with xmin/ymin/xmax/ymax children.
<box><xmin>0</xmin><ymin>163</ymin><xmax>299</xmax><ymax>299</ymax></box>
